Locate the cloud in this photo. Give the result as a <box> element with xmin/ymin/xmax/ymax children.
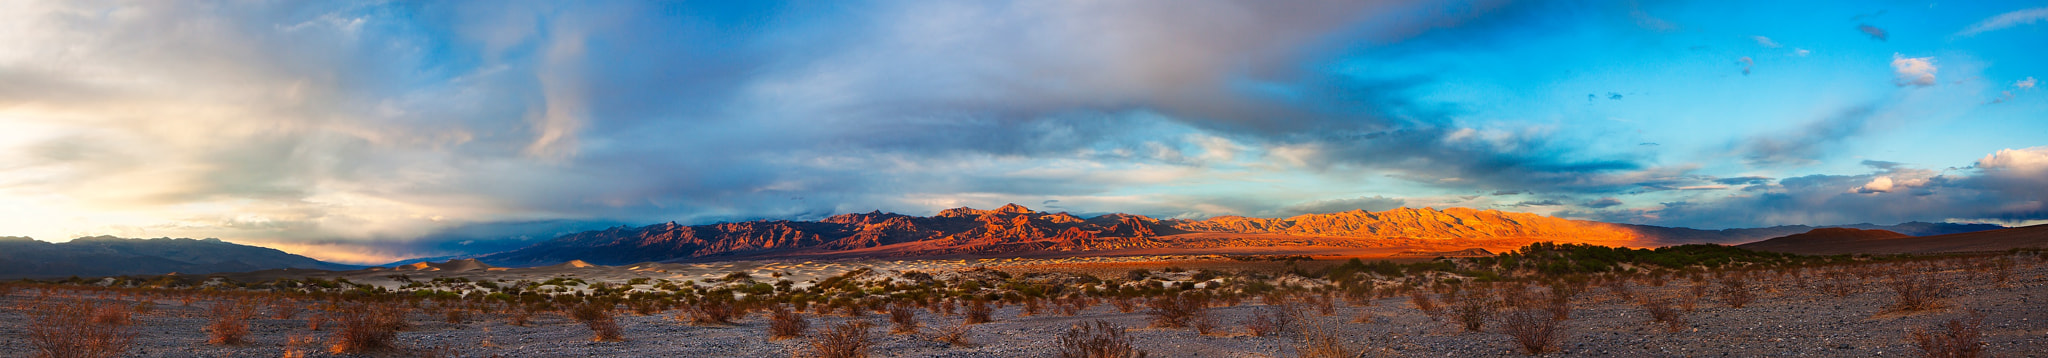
<box><xmin>1711</xmin><ymin>176</ymin><xmax>1772</xmax><ymax>185</ymax></box>
<box><xmin>1751</xmin><ymin>36</ymin><xmax>1781</xmax><ymax>48</ymax></box>
<box><xmin>1739</xmin><ymin>57</ymin><xmax>1754</xmax><ymax>75</ymax></box>
<box><xmin>1583</xmin><ymin>197</ymin><xmax>1623</xmax><ymax>208</ymax></box>
<box><xmin>1569</xmin><ymin>147</ymin><xmax>2048</xmax><ymax>228</ymax></box>
<box><xmin>1277</xmin><ymin>196</ymin><xmax>1408</xmax><ymax>216</ymax></box>
<box><xmin>1992</xmin><ymin>77</ymin><xmax>2035</xmax><ymax>104</ymax></box>
<box><xmin>1957</xmin><ymin>7</ymin><xmax>2048</xmax><ymax>36</ymax></box>
<box><xmin>1891</xmin><ymin>54</ymin><xmax>1938</xmax><ymax>87</ymax></box>
<box><xmin>13</xmin><ymin>1</ymin><xmax>1640</xmax><ymax>260</ymax></box>
<box><xmin>1793</xmin><ymin>48</ymin><xmax>1811</xmax><ymax>57</ymax></box>
<box><xmin>1737</xmin><ymin>104</ymin><xmax>1879</xmax><ymax>167</ymax></box>
<box><xmin>1853</xmin><ymin>176</ymin><xmax>1895</xmax><ymax>193</ymax></box>
<box><xmin>1510</xmin><ymin>200</ymin><xmax>1564</xmax><ymax>207</ymax></box>
<box><xmin>1858</xmin><ymin>24</ymin><xmax>1889</xmax><ymax>41</ymax></box>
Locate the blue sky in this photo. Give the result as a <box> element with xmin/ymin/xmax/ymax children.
<box><xmin>1</xmin><ymin>1</ymin><xmax>2044</xmax><ymax>263</ymax></box>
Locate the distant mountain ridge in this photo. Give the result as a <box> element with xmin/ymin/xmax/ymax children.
<box><xmin>1739</xmin><ymin>224</ymin><xmax>2048</xmax><ymax>255</ymax></box>
<box><xmin>1619</xmin><ymin>221</ymin><xmax>2003</xmax><ymax>246</ymax></box>
<box><xmin>475</xmin><ymin>205</ymin><xmax>1645</xmax><ymax>266</ymax></box>
<box><xmin>0</xmin><ymin>236</ymin><xmax>359</xmax><ymax>279</ymax></box>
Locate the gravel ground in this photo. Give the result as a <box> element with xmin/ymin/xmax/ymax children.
<box><xmin>2</xmin><ymin>257</ymin><xmax>2044</xmax><ymax>357</ymax></box>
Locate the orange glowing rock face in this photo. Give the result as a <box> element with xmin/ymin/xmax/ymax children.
<box><xmin>479</xmin><ymin>204</ymin><xmax>1652</xmax><ymax>266</ymax></box>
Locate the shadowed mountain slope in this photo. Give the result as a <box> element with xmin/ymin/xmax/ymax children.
<box><xmin>1739</xmin><ymin>224</ymin><xmax>2048</xmax><ymax>255</ymax></box>
<box><xmin>0</xmin><ymin>236</ymin><xmax>359</xmax><ymax>279</ymax></box>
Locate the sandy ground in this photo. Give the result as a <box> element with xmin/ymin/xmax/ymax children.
<box><xmin>3</xmin><ymin>255</ymin><xmax>2046</xmax><ymax>357</ymax></box>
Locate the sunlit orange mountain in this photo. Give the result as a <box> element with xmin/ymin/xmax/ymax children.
<box><xmin>476</xmin><ymin>204</ymin><xmax>1662</xmax><ymax>266</ymax></box>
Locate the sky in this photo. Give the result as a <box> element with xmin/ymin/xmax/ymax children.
<box><xmin>2</xmin><ymin>0</ymin><xmax>2046</xmax><ymax>264</ymax></box>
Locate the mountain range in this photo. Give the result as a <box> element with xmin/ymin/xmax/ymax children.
<box><xmin>0</xmin><ymin>205</ymin><xmax>2015</xmax><ymax>278</ymax></box>
<box><xmin>468</xmin><ymin>204</ymin><xmax>2004</xmax><ymax>266</ymax></box>
<box><xmin>0</xmin><ymin>236</ymin><xmax>358</xmax><ymax>280</ymax></box>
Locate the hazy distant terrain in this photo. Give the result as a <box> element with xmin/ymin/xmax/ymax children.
<box><xmin>0</xmin><ymin>236</ymin><xmax>356</xmax><ymax>279</ymax></box>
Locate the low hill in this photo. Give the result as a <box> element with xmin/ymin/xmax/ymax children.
<box><xmin>1617</xmin><ymin>221</ymin><xmax>2002</xmax><ymax>246</ymax></box>
<box><xmin>1732</xmin><ymin>228</ymin><xmax>1911</xmax><ymax>255</ymax></box>
<box><xmin>0</xmin><ymin>236</ymin><xmax>359</xmax><ymax>279</ymax></box>
<box><xmin>1738</xmin><ymin>224</ymin><xmax>2048</xmax><ymax>255</ymax></box>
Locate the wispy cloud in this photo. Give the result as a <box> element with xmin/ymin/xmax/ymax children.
<box><xmin>1737</xmin><ymin>104</ymin><xmax>1879</xmax><ymax>167</ymax></box>
<box><xmin>1751</xmin><ymin>36</ymin><xmax>1781</xmax><ymax>48</ymax></box>
<box><xmin>1957</xmin><ymin>7</ymin><xmax>2048</xmax><ymax>37</ymax></box>
<box><xmin>1993</xmin><ymin>77</ymin><xmax>2037</xmax><ymax>104</ymax></box>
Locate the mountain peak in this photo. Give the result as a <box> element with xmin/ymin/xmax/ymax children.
<box><xmin>995</xmin><ymin>203</ymin><xmax>1034</xmax><ymax>214</ymax></box>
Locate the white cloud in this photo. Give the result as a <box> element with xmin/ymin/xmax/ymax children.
<box><xmin>1957</xmin><ymin>7</ymin><xmax>2048</xmax><ymax>36</ymax></box>
<box><xmin>1751</xmin><ymin>36</ymin><xmax>1780</xmax><ymax>48</ymax></box>
<box><xmin>1891</xmin><ymin>54</ymin><xmax>1937</xmax><ymax>87</ymax></box>
<box><xmin>2019</xmin><ymin>77</ymin><xmax>2038</xmax><ymax>90</ymax></box>
<box><xmin>1853</xmin><ymin>176</ymin><xmax>1894</xmax><ymax>193</ymax></box>
<box><xmin>1977</xmin><ymin>146</ymin><xmax>2048</xmax><ymax>173</ymax></box>
<box><xmin>1793</xmin><ymin>48</ymin><xmax>1811</xmax><ymax>57</ymax></box>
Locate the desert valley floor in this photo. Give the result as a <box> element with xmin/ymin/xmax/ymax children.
<box><xmin>1</xmin><ymin>252</ymin><xmax>2044</xmax><ymax>357</ymax></box>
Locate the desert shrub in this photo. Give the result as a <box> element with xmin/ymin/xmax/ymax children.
<box><xmin>443</xmin><ymin>308</ymin><xmax>467</xmax><ymax>324</ymax></box>
<box><xmin>1022</xmin><ymin>297</ymin><xmax>1045</xmax><ymax>316</ymax></box>
<box><xmin>204</xmin><ymin>300</ymin><xmax>258</xmax><ymax>345</ymax></box>
<box><xmin>329</xmin><ymin>303</ymin><xmax>407</xmax><ymax>354</ymax></box>
<box><xmin>570</xmin><ymin>303</ymin><xmax>625</xmax><ymax>342</ymax></box>
<box><xmin>1717</xmin><ymin>274</ymin><xmax>1755</xmax><ymax>308</ymax></box>
<box><xmin>131</xmin><ymin>301</ymin><xmax>155</xmax><ymax>314</ymax></box>
<box><xmin>28</xmin><ymin>300</ymin><xmax>133</xmax><ymax>358</ymax></box>
<box><xmin>684</xmin><ymin>297</ymin><xmax>742</xmax><ymax>325</ymax></box>
<box><xmin>1910</xmin><ymin>312</ymin><xmax>1985</xmax><ymax>358</ymax></box>
<box><xmin>888</xmin><ymin>304</ymin><xmax>921</xmax><ymax>334</ymax></box>
<box><xmin>1640</xmin><ymin>297</ymin><xmax>1685</xmax><ymax>333</ymax></box>
<box><xmin>1409</xmin><ymin>291</ymin><xmax>1441</xmax><ymax>316</ymax></box>
<box><xmin>769</xmin><ymin>306</ymin><xmax>811</xmax><ymax>340</ymax></box>
<box><xmin>91</xmin><ymin>303</ymin><xmax>132</xmax><ymax>325</ymax></box>
<box><xmin>205</xmin><ymin>299</ymin><xmax>258</xmax><ymax>345</ymax></box>
<box><xmin>1245</xmin><ymin>303</ymin><xmax>1298</xmax><ymax>337</ymax></box>
<box><xmin>1144</xmin><ymin>293</ymin><xmax>1209</xmax><ymax>329</ymax></box>
<box><xmin>802</xmin><ymin>321</ymin><xmax>874</xmax><ymax>358</ymax></box>
<box><xmin>1445</xmin><ymin>289</ymin><xmax>1499</xmax><ymax>332</ymax></box>
<box><xmin>1990</xmin><ymin>257</ymin><xmax>2015</xmax><ymax>286</ymax></box>
<box><xmin>1056</xmin><ymin>297</ymin><xmax>1087</xmax><ymax>316</ymax></box>
<box><xmin>964</xmin><ymin>300</ymin><xmax>993</xmax><ymax>324</ymax></box>
<box><xmin>271</xmin><ymin>300</ymin><xmax>304</xmax><ymax>319</ymax></box>
<box><xmin>1602</xmin><ymin>278</ymin><xmax>1635</xmax><ymax>302</ymax></box>
<box><xmin>1056</xmin><ymin>320</ymin><xmax>1147</xmax><ymax>358</ymax></box>
<box><xmin>282</xmin><ymin>334</ymin><xmax>315</xmax><ymax>358</ymax></box>
<box><xmin>1543</xmin><ymin>284</ymin><xmax>1575</xmax><ymax>320</ymax></box>
<box><xmin>1888</xmin><ymin>272</ymin><xmax>1955</xmax><ymax>312</ymax></box>
<box><xmin>929</xmin><ymin>323</ymin><xmax>971</xmax><ymax>347</ymax></box>
<box><xmin>1308</xmin><ymin>294</ymin><xmax>1337</xmax><ymax>316</ymax></box>
<box><xmin>508</xmin><ymin>304</ymin><xmax>536</xmax><ymax>326</ymax></box>
<box><xmin>307</xmin><ymin>312</ymin><xmax>328</xmax><ymax>331</ymax></box>
<box><xmin>630</xmin><ymin>300</ymin><xmax>663</xmax><ymax>316</ymax></box>
<box><xmin>1296</xmin><ymin>330</ymin><xmax>1355</xmax><ymax>358</ymax></box>
<box><xmin>1110</xmin><ymin>297</ymin><xmax>1138</xmax><ymax>313</ymax></box>
<box><xmin>1498</xmin><ymin>308</ymin><xmax>1564</xmax><ymax>355</ymax></box>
